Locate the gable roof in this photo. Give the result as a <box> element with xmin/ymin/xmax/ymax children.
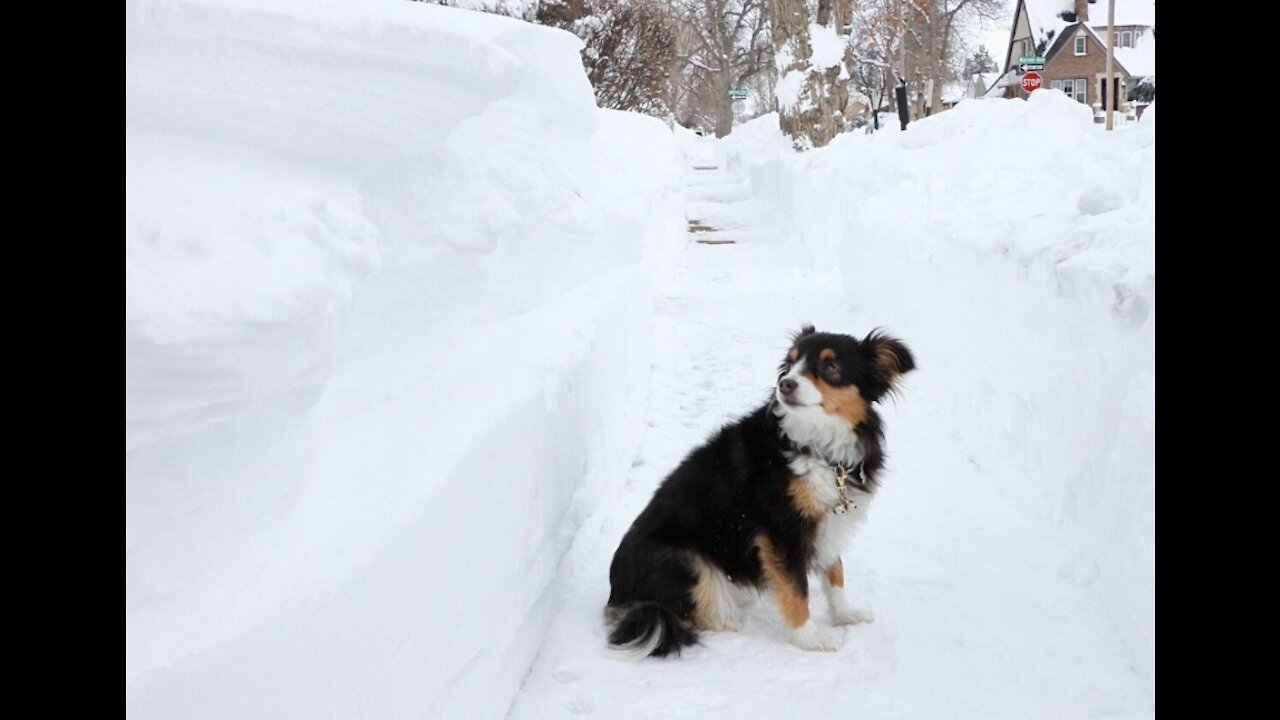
<box><xmin>983</xmin><ymin>70</ymin><xmax>1017</xmax><ymax>98</ymax></box>
<box><xmin>1023</xmin><ymin>0</ymin><xmax>1076</xmax><ymax>51</ymax></box>
<box><xmin>1045</xmin><ymin>22</ymin><xmax>1152</xmax><ymax>77</ymax></box>
<box><xmin>1005</xmin><ymin>1</ymin><xmax>1155</xmax><ymax>72</ymax></box>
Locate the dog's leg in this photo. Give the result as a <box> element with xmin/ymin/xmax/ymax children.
<box><xmin>756</xmin><ymin>535</ymin><xmax>842</xmax><ymax>651</ymax></box>
<box><xmin>689</xmin><ymin>554</ymin><xmax>741</xmax><ymax>632</ymax></box>
<box><xmin>822</xmin><ymin>558</ymin><xmax>874</xmax><ymax>625</ymax></box>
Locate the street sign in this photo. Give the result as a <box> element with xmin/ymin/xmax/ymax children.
<box><xmin>729</xmin><ymin>88</ymin><xmax>749</xmax><ymax>100</ymax></box>
<box><xmin>1018</xmin><ymin>56</ymin><xmax>1045</xmax><ymax>64</ymax></box>
<box><xmin>1020</xmin><ymin>71</ymin><xmax>1043</xmax><ymax>93</ymax></box>
<box><xmin>1018</xmin><ymin>63</ymin><xmax>1044</xmax><ymax>73</ymax></box>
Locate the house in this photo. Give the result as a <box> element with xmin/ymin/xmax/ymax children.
<box><xmin>924</xmin><ymin>72</ymin><xmax>1001</xmax><ymax>114</ymax></box>
<box><xmin>994</xmin><ymin>0</ymin><xmax>1155</xmax><ymax>119</ymax></box>
<box><xmin>968</xmin><ymin>71</ymin><xmax>1002</xmax><ymax>100</ymax></box>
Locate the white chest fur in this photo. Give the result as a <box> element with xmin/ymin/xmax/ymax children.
<box><xmin>788</xmin><ymin>453</ymin><xmax>873</xmax><ymax>571</ymax></box>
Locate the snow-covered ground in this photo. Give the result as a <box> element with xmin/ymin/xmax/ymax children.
<box><xmin>127</xmin><ymin>2</ymin><xmax>1153</xmax><ymax>718</ymax></box>
<box><xmin>509</xmin><ymin>102</ymin><xmax>1153</xmax><ymax>719</ymax></box>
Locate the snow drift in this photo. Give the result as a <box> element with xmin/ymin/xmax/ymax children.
<box><xmin>734</xmin><ymin>94</ymin><xmax>1155</xmax><ymax>701</ymax></box>
<box><xmin>125</xmin><ymin>1</ymin><xmax>680</xmax><ymax>718</ymax></box>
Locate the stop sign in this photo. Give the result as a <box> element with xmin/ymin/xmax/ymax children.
<box><xmin>1021</xmin><ymin>71</ymin><xmax>1043</xmax><ymax>93</ymax></box>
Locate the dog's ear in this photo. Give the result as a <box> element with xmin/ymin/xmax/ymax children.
<box><xmin>863</xmin><ymin>329</ymin><xmax>915</xmax><ymax>398</ymax></box>
<box><xmin>791</xmin><ymin>324</ymin><xmax>816</xmax><ymax>344</ymax></box>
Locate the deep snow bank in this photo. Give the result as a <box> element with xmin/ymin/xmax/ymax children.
<box><xmin>125</xmin><ymin>1</ymin><xmax>681</xmax><ymax>718</ymax></box>
<box><xmin>735</xmin><ymin>96</ymin><xmax>1155</xmax><ymax>699</ymax></box>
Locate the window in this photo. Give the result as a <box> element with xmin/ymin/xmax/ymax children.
<box><xmin>1121</xmin><ymin>31</ymin><xmax>1133</xmax><ymax>47</ymax></box>
<box><xmin>1061</xmin><ymin>78</ymin><xmax>1087</xmax><ymax>104</ymax></box>
<box><xmin>1075</xmin><ymin>36</ymin><xmax>1087</xmax><ymax>55</ymax></box>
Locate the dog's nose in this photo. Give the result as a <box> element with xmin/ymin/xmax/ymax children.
<box><xmin>779</xmin><ymin>378</ymin><xmax>798</xmax><ymax>395</ymax></box>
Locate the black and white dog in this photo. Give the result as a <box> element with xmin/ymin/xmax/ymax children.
<box><xmin>606</xmin><ymin>325</ymin><xmax>915</xmax><ymax>655</ymax></box>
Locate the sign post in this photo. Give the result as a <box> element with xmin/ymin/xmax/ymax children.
<box><xmin>1020</xmin><ymin>71</ymin><xmax>1043</xmax><ymax>94</ymax></box>
<box><xmin>895</xmin><ymin>79</ymin><xmax>910</xmax><ymax>131</ymax></box>
<box><xmin>728</xmin><ymin>88</ymin><xmax>749</xmax><ymax>101</ymax></box>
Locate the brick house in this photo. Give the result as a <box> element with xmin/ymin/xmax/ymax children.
<box><xmin>991</xmin><ymin>0</ymin><xmax>1155</xmax><ymax>118</ymax></box>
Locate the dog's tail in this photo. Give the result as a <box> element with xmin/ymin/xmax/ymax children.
<box><xmin>605</xmin><ymin>602</ymin><xmax>698</xmax><ymax>658</ymax></box>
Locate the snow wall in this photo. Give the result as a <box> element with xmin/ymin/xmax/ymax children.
<box><xmin>125</xmin><ymin>1</ymin><xmax>682</xmax><ymax>718</ymax></box>
<box><xmin>732</xmin><ymin>94</ymin><xmax>1155</xmax><ymax>701</ymax></box>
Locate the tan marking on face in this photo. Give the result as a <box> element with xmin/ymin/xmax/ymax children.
<box><xmin>754</xmin><ymin>534</ymin><xmax>810</xmax><ymax>628</ymax></box>
<box><xmin>788</xmin><ymin>476</ymin><xmax>827</xmax><ymax>520</ymax></box>
<box><xmin>826</xmin><ymin>560</ymin><xmax>844</xmax><ymax>588</ymax></box>
<box><xmin>807</xmin><ymin>374</ymin><xmax>868</xmax><ymax>427</ymax></box>
<box><xmin>788</xmin><ymin>348</ymin><xmax>799</xmax><ymax>362</ymax></box>
<box><xmin>819</xmin><ymin>348</ymin><xmax>836</xmax><ymax>362</ymax></box>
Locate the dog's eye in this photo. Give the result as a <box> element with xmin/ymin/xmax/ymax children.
<box><xmin>821</xmin><ymin>361</ymin><xmax>840</xmax><ymax>378</ymax></box>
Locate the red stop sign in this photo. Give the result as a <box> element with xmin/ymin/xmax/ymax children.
<box><xmin>1021</xmin><ymin>71</ymin><xmax>1043</xmax><ymax>93</ymax></box>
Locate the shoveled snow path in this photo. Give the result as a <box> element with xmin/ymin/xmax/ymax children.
<box><xmin>506</xmin><ymin>142</ymin><xmax>1152</xmax><ymax>720</ymax></box>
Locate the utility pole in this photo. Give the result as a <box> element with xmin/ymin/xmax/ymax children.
<box><xmin>1105</xmin><ymin>0</ymin><xmax>1116</xmax><ymax>130</ymax></box>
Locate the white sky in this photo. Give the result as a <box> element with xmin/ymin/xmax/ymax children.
<box><xmin>974</xmin><ymin>0</ymin><xmax>1015</xmax><ymax>71</ymax></box>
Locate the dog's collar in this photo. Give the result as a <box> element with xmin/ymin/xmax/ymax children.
<box><xmin>783</xmin><ymin>437</ymin><xmax>866</xmax><ymax>514</ymax></box>
<box><xmin>784</xmin><ymin>438</ymin><xmax>864</xmax><ymax>480</ymax></box>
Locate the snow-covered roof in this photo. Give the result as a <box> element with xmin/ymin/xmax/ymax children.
<box><xmin>1051</xmin><ymin>23</ymin><xmax>1155</xmax><ymax>78</ymax></box>
<box><xmin>980</xmin><ymin>72</ymin><xmax>1002</xmax><ymax>90</ymax></box>
<box><xmin>983</xmin><ymin>70</ymin><xmax>1016</xmax><ymax>98</ymax></box>
<box><xmin>1023</xmin><ymin>0</ymin><xmax>1075</xmax><ymax>49</ymax></box>
<box><xmin>1088</xmin><ymin>0</ymin><xmax>1156</xmax><ymax>28</ymax></box>
<box><xmin>1115</xmin><ymin>32</ymin><xmax>1156</xmax><ymax>76</ymax></box>
<box><xmin>1020</xmin><ymin>1</ymin><xmax>1154</xmax><ymax>54</ymax></box>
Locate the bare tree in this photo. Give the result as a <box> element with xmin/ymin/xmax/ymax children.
<box><xmin>414</xmin><ymin>0</ymin><xmax>541</xmax><ymax>21</ymax></box>
<box><xmin>671</xmin><ymin>0</ymin><xmax>773</xmax><ymax>137</ymax></box>
<box><xmin>900</xmin><ymin>1</ymin><xmax>1004</xmax><ymax>116</ymax></box>
<box><xmin>538</xmin><ymin>0</ymin><xmax>679</xmax><ymax>118</ymax></box>
<box><xmin>846</xmin><ymin>0</ymin><xmax>897</xmax><ymax>131</ymax></box>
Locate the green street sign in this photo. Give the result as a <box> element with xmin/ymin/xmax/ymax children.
<box><xmin>1018</xmin><ymin>56</ymin><xmax>1045</xmax><ymax>64</ymax></box>
<box><xmin>729</xmin><ymin>88</ymin><xmax>749</xmax><ymax>99</ymax></box>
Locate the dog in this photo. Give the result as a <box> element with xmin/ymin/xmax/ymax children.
<box><xmin>605</xmin><ymin>325</ymin><xmax>915</xmax><ymax>656</ymax></box>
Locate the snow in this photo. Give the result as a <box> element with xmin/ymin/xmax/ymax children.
<box><xmin>126</xmin><ymin>1</ymin><xmax>681</xmax><ymax>718</ymax></box>
<box><xmin>940</xmin><ymin>81</ymin><xmax>968</xmax><ymax>104</ymax></box>
<box><xmin>984</xmin><ymin>69</ymin><xmax>1017</xmax><ymax>97</ymax></box>
<box><xmin>779</xmin><ymin>89</ymin><xmax>1155</xmax><ymax>700</ymax></box>
<box><xmin>128</xmin><ymin>2</ymin><xmax>1154</xmax><ymax>717</ymax></box>
<box><xmin>808</xmin><ymin>22</ymin><xmax>847</xmax><ymax>70</ymax></box>
<box><xmin>1023</xmin><ymin>0</ymin><xmax>1075</xmax><ymax>47</ymax></box>
<box><xmin>512</xmin><ymin>95</ymin><xmax>1153</xmax><ymax>717</ymax></box>
<box><xmin>775</xmin><ymin>69</ymin><xmax>807</xmax><ymax>112</ymax></box>
<box><xmin>1116</xmin><ymin>32</ymin><xmax>1156</xmax><ymax>77</ymax></box>
<box><xmin>1091</xmin><ymin>0</ymin><xmax>1157</xmax><ymax>28</ymax></box>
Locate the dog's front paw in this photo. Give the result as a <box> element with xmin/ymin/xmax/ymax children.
<box><xmin>831</xmin><ymin>606</ymin><xmax>875</xmax><ymax>626</ymax></box>
<box><xmin>789</xmin><ymin>621</ymin><xmax>844</xmax><ymax>652</ymax></box>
